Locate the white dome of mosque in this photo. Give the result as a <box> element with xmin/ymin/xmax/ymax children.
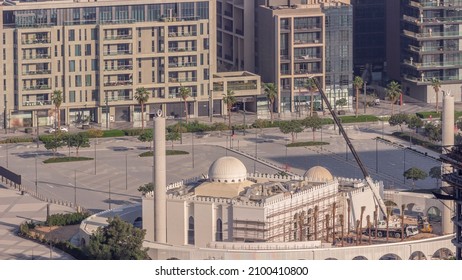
<box><xmin>304</xmin><ymin>166</ymin><xmax>334</xmax><ymax>182</ymax></box>
<box><xmin>208</xmin><ymin>156</ymin><xmax>247</xmax><ymax>183</ymax></box>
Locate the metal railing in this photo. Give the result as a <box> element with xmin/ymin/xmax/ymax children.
<box><xmin>103</xmin><ymin>65</ymin><xmax>133</xmax><ymax>71</ymax></box>
<box><xmin>22</xmin><ymin>70</ymin><xmax>51</xmax><ymax>75</ymax></box>
<box><xmin>104</xmin><ymin>80</ymin><xmax>133</xmax><ymax>86</ymax></box>
<box><xmin>22</xmin><ymin>100</ymin><xmax>52</xmax><ymax>106</ymax></box>
<box><xmin>23</xmin><ymin>85</ymin><xmax>51</xmax><ymax>91</ymax></box>
<box><xmin>168</xmin><ymin>31</ymin><xmax>197</xmax><ymax>37</ymax></box>
<box><xmin>104</xmin><ymin>34</ymin><xmax>133</xmax><ymax>40</ymax></box>
<box><xmin>103</xmin><ymin>50</ymin><xmax>132</xmax><ymax>56</ymax></box>
<box><xmin>21</xmin><ymin>38</ymin><xmax>51</xmax><ymax>45</ymax></box>
<box><xmin>23</xmin><ymin>54</ymin><xmax>51</xmax><ymax>60</ymax></box>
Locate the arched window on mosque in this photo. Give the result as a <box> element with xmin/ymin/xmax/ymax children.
<box><xmin>188</xmin><ymin>216</ymin><xmax>195</xmax><ymax>245</ymax></box>
<box><xmin>215</xmin><ymin>218</ymin><xmax>223</xmax><ymax>241</ymax></box>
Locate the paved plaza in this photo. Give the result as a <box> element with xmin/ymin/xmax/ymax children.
<box><xmin>0</xmin><ymin>108</ymin><xmax>452</xmax><ymax>260</ymax></box>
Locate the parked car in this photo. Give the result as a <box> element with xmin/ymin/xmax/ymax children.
<box><xmin>47</xmin><ymin>127</ymin><xmax>68</xmax><ymax>133</ymax></box>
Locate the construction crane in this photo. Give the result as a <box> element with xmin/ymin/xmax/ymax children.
<box><xmin>309</xmin><ymin>77</ymin><xmax>388</xmax><ymax>219</ymax></box>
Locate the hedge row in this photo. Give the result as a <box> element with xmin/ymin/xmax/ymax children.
<box><xmin>43</xmin><ymin>157</ymin><xmax>93</xmax><ymax>164</ymax></box>
<box><xmin>286</xmin><ymin>141</ymin><xmax>329</xmax><ymax>147</ymax></box>
<box><xmin>139</xmin><ymin>150</ymin><xmax>189</xmax><ymax>157</ymax></box>
<box><xmin>0</xmin><ymin>137</ymin><xmax>34</xmax><ymax>144</ymax></box>
<box><xmin>46</xmin><ymin>212</ymin><xmax>90</xmax><ymax>226</ymax></box>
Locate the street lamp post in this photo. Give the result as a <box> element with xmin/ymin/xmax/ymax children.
<box><xmin>94</xmin><ymin>139</ymin><xmax>97</xmax><ymax>175</ymax></box>
<box><xmin>105</xmin><ymin>94</ymin><xmax>109</xmax><ymax>130</ymax></box>
<box><xmin>363</xmin><ymin>82</ymin><xmax>367</xmax><ymax>114</ymax></box>
<box><xmin>108</xmin><ymin>180</ymin><xmax>111</xmax><ymax>210</ymax></box>
<box><xmin>209</xmin><ymin>89</ymin><xmax>213</xmax><ymax>123</ymax></box>
<box><xmin>285</xmin><ymin>139</ymin><xmax>289</xmax><ymax>171</ymax></box>
<box><xmin>403</xmin><ymin>149</ymin><xmax>406</xmax><ymax>184</ymax></box>
<box><xmin>35</xmin><ymin>155</ymin><xmax>38</xmax><ymax>194</ymax></box>
<box><xmin>74</xmin><ymin>170</ymin><xmax>77</xmax><ymax>208</ymax></box>
<box><xmin>376</xmin><ymin>138</ymin><xmax>378</xmax><ymax>173</ymax></box>
<box><xmin>192</xmin><ymin>132</ymin><xmax>195</xmax><ymax>169</ymax></box>
<box><xmin>125</xmin><ymin>153</ymin><xmax>128</xmax><ymax>190</ymax></box>
<box><xmin>243</xmin><ymin>98</ymin><xmax>247</xmax><ymax>136</ymax></box>
<box><xmin>254</xmin><ymin>130</ymin><xmax>258</xmax><ymax>173</ymax></box>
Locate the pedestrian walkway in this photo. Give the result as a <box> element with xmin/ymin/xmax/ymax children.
<box><xmin>0</xmin><ymin>186</ymin><xmax>74</xmax><ymax>260</ymax></box>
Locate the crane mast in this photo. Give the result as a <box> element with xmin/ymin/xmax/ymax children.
<box><xmin>309</xmin><ymin>77</ymin><xmax>388</xmax><ymax>219</ymax></box>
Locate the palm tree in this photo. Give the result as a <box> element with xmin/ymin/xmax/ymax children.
<box><xmin>314</xmin><ymin>205</ymin><xmax>319</xmax><ymax>240</ymax></box>
<box><xmin>339</xmin><ymin>214</ymin><xmax>344</xmax><ymax>247</ymax></box>
<box><xmin>386</xmin><ymin>81</ymin><xmax>401</xmax><ymax>115</ymax></box>
<box><xmin>353</xmin><ymin>76</ymin><xmax>363</xmax><ymax>117</ymax></box>
<box><xmin>179</xmin><ymin>85</ymin><xmax>191</xmax><ymax>123</ymax></box>
<box><xmin>51</xmin><ymin>90</ymin><xmax>63</xmax><ymax>130</ymax></box>
<box><xmin>134</xmin><ymin>87</ymin><xmax>149</xmax><ymax>130</ymax></box>
<box><xmin>386</xmin><ymin>207</ymin><xmax>392</xmax><ymax>243</ymax></box>
<box><xmin>305</xmin><ymin>78</ymin><xmax>318</xmax><ymax>117</ymax></box>
<box><xmin>431</xmin><ymin>78</ymin><xmax>441</xmax><ymax>114</ymax></box>
<box><xmin>400</xmin><ymin>204</ymin><xmax>405</xmax><ymax>241</ymax></box>
<box><xmin>347</xmin><ymin>198</ymin><xmax>351</xmax><ymax>236</ymax></box>
<box><xmin>366</xmin><ymin>215</ymin><xmax>371</xmax><ymax>245</ymax></box>
<box><xmin>223</xmin><ymin>90</ymin><xmax>236</xmax><ymax>129</ymax></box>
<box><xmin>263</xmin><ymin>83</ymin><xmax>277</xmax><ymax>124</ymax></box>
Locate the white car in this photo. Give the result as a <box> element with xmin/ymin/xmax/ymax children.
<box><xmin>47</xmin><ymin>127</ymin><xmax>68</xmax><ymax>133</ymax></box>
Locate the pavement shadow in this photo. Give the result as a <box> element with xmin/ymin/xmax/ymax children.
<box><xmin>107</xmin><ymin>146</ymin><xmax>134</xmax><ymax>152</ymax></box>
<box><xmin>102</xmin><ymin>198</ymin><xmax>128</xmax><ymax>206</ymax></box>
<box><xmin>13</xmin><ymin>151</ymin><xmax>65</xmax><ymax>158</ymax></box>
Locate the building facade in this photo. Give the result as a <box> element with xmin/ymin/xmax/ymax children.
<box><xmin>0</xmin><ymin>0</ymin><xmax>221</xmax><ymax>129</ymax></box>
<box><xmin>401</xmin><ymin>0</ymin><xmax>462</xmax><ymax>103</ymax></box>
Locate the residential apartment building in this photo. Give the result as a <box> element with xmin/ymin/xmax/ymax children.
<box><xmin>0</xmin><ymin>0</ymin><xmax>217</xmax><ymax>128</ymax></box>
<box><xmin>0</xmin><ymin>0</ymin><xmax>229</xmax><ymax>129</ymax></box>
<box><xmin>401</xmin><ymin>0</ymin><xmax>462</xmax><ymax>103</ymax></box>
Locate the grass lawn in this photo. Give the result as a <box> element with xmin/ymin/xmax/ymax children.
<box><xmin>43</xmin><ymin>157</ymin><xmax>93</xmax><ymax>164</ymax></box>
<box><xmin>139</xmin><ymin>150</ymin><xmax>190</xmax><ymax>157</ymax></box>
<box><xmin>286</xmin><ymin>141</ymin><xmax>329</xmax><ymax>147</ymax></box>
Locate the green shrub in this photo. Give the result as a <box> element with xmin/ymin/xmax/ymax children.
<box><xmin>338</xmin><ymin>115</ymin><xmax>379</xmax><ymax>123</ymax></box>
<box><xmin>415</xmin><ymin>111</ymin><xmax>441</xmax><ymax>119</ymax></box>
<box><xmin>183</xmin><ymin>120</ymin><xmax>213</xmax><ymax>132</ymax></box>
<box><xmin>43</xmin><ymin>157</ymin><xmax>93</xmax><ymax>164</ymax></box>
<box><xmin>46</xmin><ymin>212</ymin><xmax>90</xmax><ymax>226</ymax></box>
<box><xmin>123</xmin><ymin>128</ymin><xmax>144</xmax><ymax>136</ymax></box>
<box><xmin>54</xmin><ymin>241</ymin><xmax>88</xmax><ymax>260</ymax></box>
<box><xmin>0</xmin><ymin>137</ymin><xmax>34</xmax><ymax>144</ymax></box>
<box><xmin>286</xmin><ymin>141</ymin><xmax>330</xmax><ymax>147</ymax></box>
<box><xmin>102</xmin><ymin>129</ymin><xmax>125</xmax><ymax>137</ymax></box>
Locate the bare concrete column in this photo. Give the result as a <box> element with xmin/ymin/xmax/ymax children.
<box><xmin>153</xmin><ymin>113</ymin><xmax>167</xmax><ymax>243</ymax></box>
<box><xmin>441</xmin><ymin>93</ymin><xmax>454</xmax><ymax>235</ymax></box>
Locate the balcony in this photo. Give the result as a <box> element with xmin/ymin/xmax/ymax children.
<box><xmin>294</xmin><ymin>69</ymin><xmax>321</xmax><ymax>75</ymax></box>
<box><xmin>104</xmin><ymin>80</ymin><xmax>133</xmax><ymax>87</ymax></box>
<box><xmin>104</xmin><ymin>34</ymin><xmax>133</xmax><ymax>41</ymax></box>
<box><xmin>103</xmin><ymin>50</ymin><xmax>132</xmax><ymax>56</ymax></box>
<box><xmin>22</xmin><ymin>54</ymin><xmax>51</xmax><ymax>60</ymax></box>
<box><xmin>22</xmin><ymin>100</ymin><xmax>52</xmax><ymax>106</ymax></box>
<box><xmin>168</xmin><ymin>31</ymin><xmax>197</xmax><ymax>38</ymax></box>
<box><xmin>294</xmin><ymin>39</ymin><xmax>321</xmax><ymax>45</ymax></box>
<box><xmin>403</xmin><ymin>58</ymin><xmax>462</xmax><ymax>68</ymax></box>
<box><xmin>295</xmin><ymin>55</ymin><xmax>321</xmax><ymax>61</ymax></box>
<box><xmin>403</xmin><ymin>29</ymin><xmax>462</xmax><ymax>39</ymax></box>
<box><xmin>107</xmin><ymin>96</ymin><xmax>133</xmax><ymax>102</ymax></box>
<box><xmin>23</xmin><ymin>85</ymin><xmax>51</xmax><ymax>91</ymax></box>
<box><xmin>402</xmin><ymin>73</ymin><xmax>461</xmax><ymax>84</ymax></box>
<box><xmin>168</xmin><ymin>62</ymin><xmax>197</xmax><ymax>68</ymax></box>
<box><xmin>168</xmin><ymin>77</ymin><xmax>197</xmax><ymax>83</ymax></box>
<box><xmin>22</xmin><ymin>69</ymin><xmax>51</xmax><ymax>75</ymax></box>
<box><xmin>280</xmin><ymin>69</ymin><xmax>291</xmax><ymax>75</ymax></box>
<box><xmin>103</xmin><ymin>65</ymin><xmax>133</xmax><ymax>71</ymax></box>
<box><xmin>280</xmin><ymin>55</ymin><xmax>291</xmax><ymax>62</ymax></box>
<box><xmin>294</xmin><ymin>25</ymin><xmax>322</xmax><ymax>32</ymax></box>
<box><xmin>168</xmin><ymin>47</ymin><xmax>197</xmax><ymax>53</ymax></box>
<box><xmin>22</xmin><ymin>38</ymin><xmax>51</xmax><ymax>45</ymax></box>
<box><xmin>408</xmin><ymin>45</ymin><xmax>458</xmax><ymax>53</ymax></box>
<box><xmin>409</xmin><ymin>0</ymin><xmax>462</xmax><ymax>8</ymax></box>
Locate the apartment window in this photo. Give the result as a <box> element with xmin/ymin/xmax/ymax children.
<box><xmin>69</xmin><ymin>60</ymin><xmax>75</xmax><ymax>72</ymax></box>
<box><xmin>152</xmin><ymin>58</ymin><xmax>155</xmax><ymax>67</ymax></box>
<box><xmin>215</xmin><ymin>219</ymin><xmax>223</xmax><ymax>241</ymax></box>
<box><xmin>152</xmin><ymin>27</ymin><xmax>155</xmax><ymax>37</ymax></box>
<box><xmin>85</xmin><ymin>44</ymin><xmax>91</xmax><ymax>56</ymax></box>
<box><xmin>75</xmin><ymin>45</ymin><xmax>81</xmax><ymax>56</ymax></box>
<box><xmin>85</xmin><ymin>74</ymin><xmax>92</xmax><ymax>86</ymax></box>
<box><xmin>132</xmin><ymin>5</ymin><xmax>145</xmax><ymax>22</ymax></box>
<box><xmin>181</xmin><ymin>2</ymin><xmax>194</xmax><ymax>18</ymax></box>
<box><xmin>3</xmin><ymin>80</ymin><xmax>6</xmax><ymax>91</ymax></box>
<box><xmin>138</xmin><ymin>59</ymin><xmax>142</xmax><ymax>68</ymax></box>
<box><xmin>75</xmin><ymin>75</ymin><xmax>82</xmax><ymax>87</ymax></box>
<box><xmin>147</xmin><ymin>4</ymin><xmax>161</xmax><ymax>21</ymax></box>
<box><xmin>3</xmin><ymin>49</ymin><xmax>5</xmax><ymax>60</ymax></box>
<box><xmin>55</xmin><ymin>76</ymin><xmax>58</xmax><ymax>87</ymax></box>
<box><xmin>84</xmin><ymin>30</ymin><xmax>87</xmax><ymax>41</ymax></box>
<box><xmin>138</xmin><ymin>41</ymin><xmax>141</xmax><ymax>53</ymax></box>
<box><xmin>203</xmin><ymin>38</ymin><xmax>209</xmax><ymax>50</ymax></box>
<box><xmin>91</xmin><ymin>29</ymin><xmax>98</xmax><ymax>40</ymax></box>
<box><xmin>84</xmin><ymin>60</ymin><xmax>88</xmax><ymax>71</ymax></box>
<box><xmin>91</xmin><ymin>90</ymin><xmax>98</xmax><ymax>101</ymax></box>
<box><xmin>187</xmin><ymin>216</ymin><xmax>195</xmax><ymax>245</ymax></box>
<box><xmin>200</xmin><ymin>54</ymin><xmax>204</xmax><ymax>65</ymax></box>
<box><xmin>99</xmin><ymin>6</ymin><xmax>113</xmax><ymax>23</ymax></box>
<box><xmin>68</xmin><ymin>30</ymin><xmax>75</xmax><ymax>41</ymax></box>
<box><xmin>57</xmin><ymin>60</ymin><xmax>61</xmax><ymax>72</ymax></box>
<box><xmin>91</xmin><ymin>59</ymin><xmax>98</xmax><ymax>71</ymax></box>
<box><xmin>3</xmin><ymin>64</ymin><xmax>6</xmax><ymax>75</ymax></box>
<box><xmin>69</xmin><ymin>91</ymin><xmax>76</xmax><ymax>102</ymax></box>
<box><xmin>204</xmin><ymin>69</ymin><xmax>209</xmax><ymax>80</ymax></box>
<box><xmin>197</xmin><ymin>2</ymin><xmax>209</xmax><ymax>20</ymax></box>
<box><xmin>79</xmin><ymin>30</ymin><xmax>82</xmax><ymax>41</ymax></box>
<box><xmin>151</xmin><ymin>41</ymin><xmax>155</xmax><ymax>52</ymax></box>
<box><xmin>137</xmin><ymin>28</ymin><xmax>142</xmax><ymax>37</ymax></box>
<box><xmin>115</xmin><ymin>6</ymin><xmax>129</xmax><ymax>21</ymax></box>
<box><xmin>54</xmin><ymin>46</ymin><xmax>58</xmax><ymax>56</ymax></box>
<box><xmin>79</xmin><ymin>61</ymin><xmax>82</xmax><ymax>72</ymax></box>
<box><xmin>2</xmin><ymin>34</ymin><xmax>5</xmax><ymax>44</ymax></box>
<box><xmin>138</xmin><ymin>72</ymin><xmax>142</xmax><ymax>83</ymax></box>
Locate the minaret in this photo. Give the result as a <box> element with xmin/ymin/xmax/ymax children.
<box><xmin>441</xmin><ymin>91</ymin><xmax>454</xmax><ymax>235</ymax></box>
<box><xmin>153</xmin><ymin>110</ymin><xmax>167</xmax><ymax>243</ymax></box>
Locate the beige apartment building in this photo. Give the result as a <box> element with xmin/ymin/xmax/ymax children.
<box><xmin>217</xmin><ymin>0</ymin><xmax>352</xmax><ymax>116</ymax></box>
<box><xmin>0</xmin><ymin>0</ymin><xmax>262</xmax><ymax>129</ymax></box>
